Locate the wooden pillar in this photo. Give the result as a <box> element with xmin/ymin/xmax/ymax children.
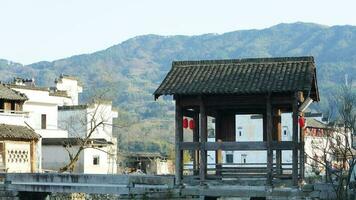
<box><xmin>193</xmin><ymin>112</ymin><xmax>200</xmax><ymax>176</ymax></box>
<box><xmin>274</xmin><ymin>109</ymin><xmax>282</xmax><ymax>175</ymax></box>
<box><xmin>266</xmin><ymin>95</ymin><xmax>273</xmax><ymax>186</ymax></box>
<box><xmin>300</xmin><ymin>123</ymin><xmax>305</xmax><ymax>181</ymax></box>
<box><xmin>175</xmin><ymin>97</ymin><xmax>184</xmax><ymax>185</ymax></box>
<box><xmin>215</xmin><ymin>113</ymin><xmax>222</xmax><ymax>176</ymax></box>
<box><xmin>199</xmin><ymin>99</ymin><xmax>208</xmax><ymax>183</ymax></box>
<box><xmin>292</xmin><ymin>94</ymin><xmax>299</xmax><ymax>186</ymax></box>
<box><xmin>30</xmin><ymin>140</ymin><xmax>37</xmax><ymax>173</ymax></box>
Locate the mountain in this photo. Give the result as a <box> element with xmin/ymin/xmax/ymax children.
<box><xmin>1</xmin><ymin>22</ymin><xmax>356</xmax><ymax>154</ymax></box>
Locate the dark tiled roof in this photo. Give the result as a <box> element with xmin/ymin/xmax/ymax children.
<box><xmin>0</xmin><ymin>124</ymin><xmax>39</xmax><ymax>140</ymax></box>
<box><xmin>306</xmin><ymin>118</ymin><xmax>327</xmax><ymax>129</ymax></box>
<box><xmin>0</xmin><ymin>84</ymin><xmax>28</xmax><ymax>101</ymax></box>
<box><xmin>154</xmin><ymin>56</ymin><xmax>319</xmax><ymax>101</ymax></box>
<box><xmin>42</xmin><ymin>138</ymin><xmax>113</xmax><ymax>145</ymax></box>
<box><xmin>49</xmin><ymin>90</ymin><xmax>69</xmax><ymax>98</ymax></box>
<box><xmin>58</xmin><ymin>105</ymin><xmax>88</xmax><ymax>110</ymax></box>
<box><xmin>8</xmin><ymin>84</ymin><xmax>49</xmax><ymax>91</ymax></box>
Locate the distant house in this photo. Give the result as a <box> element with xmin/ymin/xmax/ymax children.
<box><xmin>42</xmin><ymin>101</ymin><xmax>118</xmax><ymax>174</ymax></box>
<box><xmin>5</xmin><ymin>75</ymin><xmax>118</xmax><ymax>174</ymax></box>
<box><xmin>0</xmin><ymin>84</ymin><xmax>40</xmax><ymax>172</ymax></box>
<box><xmin>123</xmin><ymin>152</ymin><xmax>173</xmax><ymax>175</ymax></box>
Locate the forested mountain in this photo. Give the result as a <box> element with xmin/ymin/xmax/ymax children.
<box><xmin>1</xmin><ymin>22</ymin><xmax>356</xmax><ymax>154</ymax></box>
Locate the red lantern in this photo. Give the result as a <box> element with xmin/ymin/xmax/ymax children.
<box><xmin>183</xmin><ymin>118</ymin><xmax>188</xmax><ymax>129</ymax></box>
<box><xmin>189</xmin><ymin>119</ymin><xmax>195</xmax><ymax>130</ymax></box>
<box><xmin>299</xmin><ymin>117</ymin><xmax>305</xmax><ymax>128</ymax></box>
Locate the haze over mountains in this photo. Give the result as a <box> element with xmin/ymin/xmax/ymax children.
<box><xmin>1</xmin><ymin>22</ymin><xmax>356</xmax><ymax>153</ymax></box>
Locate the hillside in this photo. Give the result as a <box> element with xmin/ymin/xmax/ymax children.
<box><xmin>1</xmin><ymin>22</ymin><xmax>356</xmax><ymax>154</ymax></box>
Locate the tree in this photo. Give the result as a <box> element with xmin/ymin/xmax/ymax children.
<box><xmin>58</xmin><ymin>99</ymin><xmax>118</xmax><ymax>173</ymax></box>
<box><xmin>306</xmin><ymin>83</ymin><xmax>356</xmax><ymax>200</ymax></box>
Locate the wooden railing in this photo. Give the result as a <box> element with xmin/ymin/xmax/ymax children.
<box><xmin>0</xmin><ymin>109</ymin><xmax>29</xmax><ymax>115</ymax></box>
<box><xmin>179</xmin><ymin>141</ymin><xmax>299</xmax><ymax>151</ymax></box>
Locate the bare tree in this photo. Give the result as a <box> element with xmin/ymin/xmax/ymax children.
<box><xmin>306</xmin><ymin>83</ymin><xmax>356</xmax><ymax>200</ymax></box>
<box><xmin>58</xmin><ymin>99</ymin><xmax>117</xmax><ymax>173</ymax></box>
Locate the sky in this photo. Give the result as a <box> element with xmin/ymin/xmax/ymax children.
<box><xmin>0</xmin><ymin>0</ymin><xmax>356</xmax><ymax>64</ymax></box>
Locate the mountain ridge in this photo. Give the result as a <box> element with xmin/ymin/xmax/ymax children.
<box><xmin>1</xmin><ymin>22</ymin><xmax>356</xmax><ymax>153</ymax></box>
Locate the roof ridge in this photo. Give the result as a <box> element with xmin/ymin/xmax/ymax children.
<box><xmin>173</xmin><ymin>56</ymin><xmax>314</xmax><ymax>67</ymax></box>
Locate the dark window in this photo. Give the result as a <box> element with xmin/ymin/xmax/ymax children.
<box><xmin>41</xmin><ymin>114</ymin><xmax>47</xmax><ymax>129</ymax></box>
<box><xmin>93</xmin><ymin>156</ymin><xmax>100</xmax><ymax>165</ymax></box>
<box><xmin>284</xmin><ymin>130</ymin><xmax>287</xmax><ymax>135</ymax></box>
<box><xmin>226</xmin><ymin>154</ymin><xmax>233</xmax><ymax>163</ymax></box>
<box><xmin>239</xmin><ymin>131</ymin><xmax>242</xmax><ymax>136</ymax></box>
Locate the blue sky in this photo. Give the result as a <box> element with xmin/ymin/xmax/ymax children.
<box><xmin>1</xmin><ymin>0</ymin><xmax>355</xmax><ymax>64</ymax></box>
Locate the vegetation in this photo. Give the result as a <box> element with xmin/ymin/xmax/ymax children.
<box><xmin>1</xmin><ymin>22</ymin><xmax>356</xmax><ymax>155</ymax></box>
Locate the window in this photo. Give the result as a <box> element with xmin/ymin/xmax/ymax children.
<box><xmin>226</xmin><ymin>154</ymin><xmax>233</xmax><ymax>163</ymax></box>
<box><xmin>237</xmin><ymin>127</ymin><xmax>243</xmax><ymax>136</ymax></box>
<box><xmin>283</xmin><ymin>126</ymin><xmax>288</xmax><ymax>136</ymax></box>
<box><xmin>241</xmin><ymin>154</ymin><xmax>247</xmax><ymax>163</ymax></box>
<box><xmin>93</xmin><ymin>156</ymin><xmax>100</xmax><ymax>165</ymax></box>
<box><xmin>41</xmin><ymin>114</ymin><xmax>47</xmax><ymax>129</ymax></box>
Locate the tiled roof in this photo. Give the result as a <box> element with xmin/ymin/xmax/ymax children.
<box><xmin>49</xmin><ymin>90</ymin><xmax>69</xmax><ymax>98</ymax></box>
<box><xmin>58</xmin><ymin>105</ymin><xmax>88</xmax><ymax>110</ymax></box>
<box><xmin>306</xmin><ymin>118</ymin><xmax>327</xmax><ymax>129</ymax></box>
<box><xmin>154</xmin><ymin>56</ymin><xmax>319</xmax><ymax>101</ymax></box>
<box><xmin>0</xmin><ymin>84</ymin><xmax>28</xmax><ymax>101</ymax></box>
<box><xmin>42</xmin><ymin>138</ymin><xmax>113</xmax><ymax>145</ymax></box>
<box><xmin>0</xmin><ymin>124</ymin><xmax>39</xmax><ymax>140</ymax></box>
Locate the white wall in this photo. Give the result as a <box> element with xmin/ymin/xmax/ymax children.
<box><xmin>0</xmin><ymin>112</ymin><xmax>28</xmax><ymax>126</ymax></box>
<box><xmin>208</xmin><ymin>113</ymin><xmax>294</xmax><ymax>167</ymax></box>
<box><xmin>58</xmin><ymin>109</ymin><xmax>87</xmax><ymax>138</ymax></box>
<box><xmin>56</xmin><ymin>78</ymin><xmax>82</xmax><ymax>106</ymax></box>
<box><xmin>5</xmin><ymin>141</ymin><xmax>32</xmax><ymax>173</ymax></box>
<box><xmin>42</xmin><ymin>145</ymin><xmax>84</xmax><ymax>173</ymax></box>
<box><xmin>83</xmin><ymin>147</ymin><xmax>109</xmax><ymax>174</ymax></box>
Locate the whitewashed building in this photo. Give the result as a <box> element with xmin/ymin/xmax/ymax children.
<box><xmin>0</xmin><ymin>84</ymin><xmax>40</xmax><ymax>172</ymax></box>
<box><xmin>207</xmin><ymin>113</ymin><xmax>327</xmax><ymax>177</ymax></box>
<box><xmin>6</xmin><ymin>75</ymin><xmax>118</xmax><ymax>174</ymax></box>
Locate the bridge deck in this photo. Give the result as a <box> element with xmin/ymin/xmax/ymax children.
<box><xmin>1</xmin><ymin>173</ymin><xmax>309</xmax><ymax>198</ymax></box>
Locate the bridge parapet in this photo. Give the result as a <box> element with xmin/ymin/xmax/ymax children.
<box><xmin>1</xmin><ymin>173</ymin><xmax>175</xmax><ymax>196</ymax></box>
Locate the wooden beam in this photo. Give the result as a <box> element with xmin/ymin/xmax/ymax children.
<box><xmin>175</xmin><ymin>97</ymin><xmax>183</xmax><ymax>185</ymax></box>
<box><xmin>199</xmin><ymin>97</ymin><xmax>208</xmax><ymax>183</ymax></box>
<box><xmin>205</xmin><ymin>142</ymin><xmax>268</xmax><ymax>150</ymax></box>
<box><xmin>266</xmin><ymin>95</ymin><xmax>273</xmax><ymax>186</ymax></box>
<box><xmin>292</xmin><ymin>93</ymin><xmax>299</xmax><ymax>186</ymax></box>
<box><xmin>179</xmin><ymin>141</ymin><xmax>297</xmax><ymax>151</ymax></box>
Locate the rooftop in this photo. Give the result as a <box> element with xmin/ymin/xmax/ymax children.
<box><xmin>42</xmin><ymin>138</ymin><xmax>113</xmax><ymax>146</ymax></box>
<box><xmin>0</xmin><ymin>84</ymin><xmax>28</xmax><ymax>101</ymax></box>
<box><xmin>154</xmin><ymin>56</ymin><xmax>319</xmax><ymax>101</ymax></box>
<box><xmin>0</xmin><ymin>124</ymin><xmax>39</xmax><ymax>141</ymax></box>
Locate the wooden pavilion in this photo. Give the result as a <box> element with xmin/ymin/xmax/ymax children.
<box><xmin>154</xmin><ymin>56</ymin><xmax>319</xmax><ymax>187</ymax></box>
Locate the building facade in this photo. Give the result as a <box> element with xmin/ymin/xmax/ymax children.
<box><xmin>4</xmin><ymin>75</ymin><xmax>118</xmax><ymax>174</ymax></box>
<box><xmin>0</xmin><ymin>84</ymin><xmax>40</xmax><ymax>172</ymax></box>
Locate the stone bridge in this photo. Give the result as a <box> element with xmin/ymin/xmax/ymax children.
<box><xmin>0</xmin><ymin>173</ymin><xmax>341</xmax><ymax>199</ymax></box>
<box><xmin>1</xmin><ymin>173</ymin><xmax>176</xmax><ymax>199</ymax></box>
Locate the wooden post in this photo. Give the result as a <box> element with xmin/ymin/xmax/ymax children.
<box><xmin>274</xmin><ymin>109</ymin><xmax>282</xmax><ymax>175</ymax></box>
<box><xmin>200</xmin><ymin>98</ymin><xmax>208</xmax><ymax>184</ymax></box>
<box><xmin>30</xmin><ymin>140</ymin><xmax>37</xmax><ymax>172</ymax></box>
<box><xmin>300</xmin><ymin>123</ymin><xmax>305</xmax><ymax>182</ymax></box>
<box><xmin>266</xmin><ymin>95</ymin><xmax>273</xmax><ymax>186</ymax></box>
<box><xmin>193</xmin><ymin>112</ymin><xmax>200</xmax><ymax>176</ymax></box>
<box><xmin>292</xmin><ymin>93</ymin><xmax>299</xmax><ymax>186</ymax></box>
<box><xmin>215</xmin><ymin>113</ymin><xmax>222</xmax><ymax>176</ymax></box>
<box><xmin>175</xmin><ymin>97</ymin><xmax>184</xmax><ymax>185</ymax></box>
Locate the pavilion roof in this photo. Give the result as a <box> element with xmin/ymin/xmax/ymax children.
<box><xmin>154</xmin><ymin>56</ymin><xmax>319</xmax><ymax>101</ymax></box>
